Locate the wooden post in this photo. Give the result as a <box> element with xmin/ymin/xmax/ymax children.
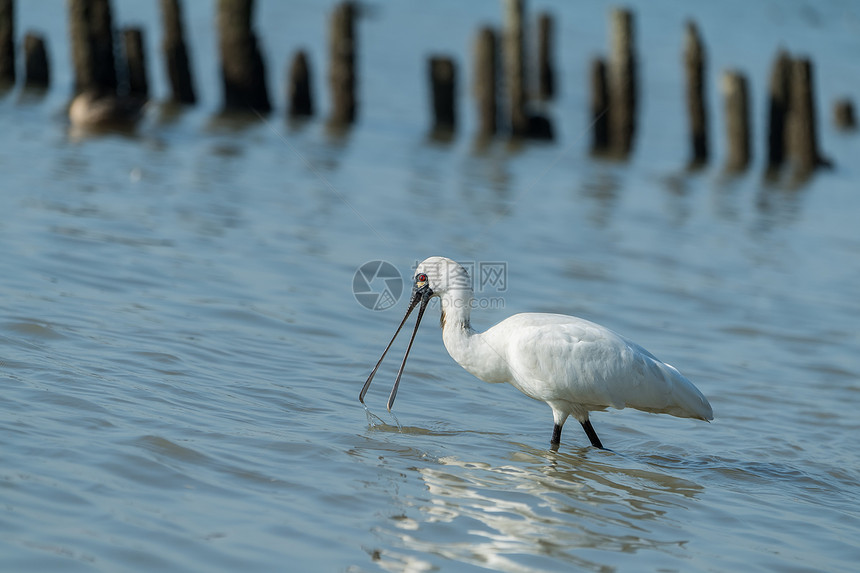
<box><xmin>91</xmin><ymin>0</ymin><xmax>117</xmax><ymax>93</ymax></box>
<box><xmin>429</xmin><ymin>56</ymin><xmax>456</xmax><ymax>139</ymax></box>
<box><xmin>287</xmin><ymin>50</ymin><xmax>313</xmax><ymax>118</ymax></box>
<box><xmin>0</xmin><ymin>0</ymin><xmax>14</xmax><ymax>86</ymax></box>
<box><xmin>122</xmin><ymin>28</ymin><xmax>148</xmax><ymax>99</ymax></box>
<box><xmin>608</xmin><ymin>8</ymin><xmax>637</xmax><ymax>157</ymax></box>
<box><xmin>217</xmin><ymin>0</ymin><xmax>271</xmax><ymax>113</ymax></box>
<box><xmin>504</xmin><ymin>0</ymin><xmax>527</xmax><ymax>137</ymax></box>
<box><xmin>833</xmin><ymin>98</ymin><xmax>856</xmax><ymax>130</ymax></box>
<box><xmin>23</xmin><ymin>32</ymin><xmax>50</xmax><ymax>90</ymax></box>
<box><xmin>787</xmin><ymin>57</ymin><xmax>826</xmax><ymax>178</ymax></box>
<box><xmin>473</xmin><ymin>26</ymin><xmax>497</xmax><ymax>139</ymax></box>
<box><xmin>69</xmin><ymin>0</ymin><xmax>118</xmax><ymax>96</ymax></box>
<box><xmin>590</xmin><ymin>57</ymin><xmax>610</xmax><ymax>155</ymax></box>
<box><xmin>160</xmin><ymin>0</ymin><xmax>196</xmax><ymax>104</ymax></box>
<box><xmin>328</xmin><ymin>1</ymin><xmax>356</xmax><ymax>127</ymax></box>
<box><xmin>69</xmin><ymin>0</ymin><xmax>92</xmax><ymax>94</ymax></box>
<box><xmin>765</xmin><ymin>50</ymin><xmax>791</xmax><ymax>174</ymax></box>
<box><xmin>536</xmin><ymin>12</ymin><xmax>555</xmax><ymax>101</ymax></box>
<box><xmin>722</xmin><ymin>70</ymin><xmax>751</xmax><ymax>173</ymax></box>
<box><xmin>684</xmin><ymin>21</ymin><xmax>708</xmax><ymax>167</ymax></box>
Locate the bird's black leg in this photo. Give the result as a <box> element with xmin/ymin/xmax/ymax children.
<box><xmin>581</xmin><ymin>419</ymin><xmax>604</xmax><ymax>449</ymax></box>
<box><xmin>550</xmin><ymin>423</ymin><xmax>562</xmax><ymax>450</ymax></box>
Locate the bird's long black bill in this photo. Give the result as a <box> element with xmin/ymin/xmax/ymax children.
<box><xmin>359</xmin><ymin>294</ymin><xmax>420</xmax><ymax>404</ymax></box>
<box><xmin>386</xmin><ymin>291</ymin><xmax>431</xmax><ymax>411</ymax></box>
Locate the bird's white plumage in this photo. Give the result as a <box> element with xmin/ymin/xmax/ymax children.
<box><xmin>416</xmin><ymin>256</ymin><xmax>713</xmax><ymax>439</ymax></box>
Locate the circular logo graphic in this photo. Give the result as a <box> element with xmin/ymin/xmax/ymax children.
<box><xmin>353</xmin><ymin>260</ymin><xmax>403</xmax><ymax>311</ymax></box>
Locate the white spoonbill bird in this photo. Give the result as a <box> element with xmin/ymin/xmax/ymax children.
<box><xmin>360</xmin><ymin>257</ymin><xmax>713</xmax><ymax>449</ymax></box>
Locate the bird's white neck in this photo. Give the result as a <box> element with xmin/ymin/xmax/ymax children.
<box><xmin>438</xmin><ymin>288</ymin><xmax>510</xmax><ymax>384</ymax></box>
<box><xmin>438</xmin><ymin>288</ymin><xmax>473</xmax><ymax>333</ymax></box>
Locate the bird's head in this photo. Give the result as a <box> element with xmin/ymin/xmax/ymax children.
<box><xmin>412</xmin><ymin>256</ymin><xmax>472</xmax><ymax>301</ymax></box>
<box><xmin>359</xmin><ymin>256</ymin><xmax>472</xmax><ymax>411</ymax></box>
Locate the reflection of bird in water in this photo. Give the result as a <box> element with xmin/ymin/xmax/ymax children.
<box><xmin>361</xmin><ymin>256</ymin><xmax>713</xmax><ymax>450</ymax></box>
<box><xmin>68</xmin><ymin>90</ymin><xmax>147</xmax><ymax>129</ymax></box>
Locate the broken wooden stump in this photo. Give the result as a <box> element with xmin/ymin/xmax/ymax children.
<box><xmin>217</xmin><ymin>0</ymin><xmax>271</xmax><ymax>114</ymax></box>
<box><xmin>0</xmin><ymin>0</ymin><xmax>14</xmax><ymax>87</ymax></box>
<box><xmin>722</xmin><ymin>70</ymin><xmax>751</xmax><ymax>173</ymax></box>
<box><xmin>787</xmin><ymin>57</ymin><xmax>829</xmax><ymax>179</ymax></box>
<box><xmin>608</xmin><ymin>8</ymin><xmax>637</xmax><ymax>157</ymax></box>
<box><xmin>328</xmin><ymin>1</ymin><xmax>357</xmax><ymax>128</ymax></box>
<box><xmin>122</xmin><ymin>28</ymin><xmax>148</xmax><ymax>99</ymax></box>
<box><xmin>288</xmin><ymin>50</ymin><xmax>313</xmax><ymax>118</ymax></box>
<box><xmin>428</xmin><ymin>56</ymin><xmax>456</xmax><ymax>140</ymax></box>
<box><xmin>504</xmin><ymin>0</ymin><xmax>528</xmax><ymax>137</ymax></box>
<box><xmin>590</xmin><ymin>57</ymin><xmax>610</xmax><ymax>155</ymax></box>
<box><xmin>23</xmin><ymin>32</ymin><xmax>49</xmax><ymax>90</ymax></box>
<box><xmin>473</xmin><ymin>26</ymin><xmax>498</xmax><ymax>140</ymax></box>
<box><xmin>160</xmin><ymin>0</ymin><xmax>196</xmax><ymax>104</ymax></box>
<box><xmin>765</xmin><ymin>50</ymin><xmax>791</xmax><ymax>175</ymax></box>
<box><xmin>69</xmin><ymin>0</ymin><xmax>119</xmax><ymax>96</ymax></box>
<box><xmin>536</xmin><ymin>12</ymin><xmax>555</xmax><ymax>101</ymax></box>
<box><xmin>684</xmin><ymin>21</ymin><xmax>708</xmax><ymax>168</ymax></box>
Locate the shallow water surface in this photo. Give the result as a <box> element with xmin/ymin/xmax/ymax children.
<box><xmin>2</xmin><ymin>1</ymin><xmax>860</xmax><ymax>571</ymax></box>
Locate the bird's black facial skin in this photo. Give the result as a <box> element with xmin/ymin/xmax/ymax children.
<box><xmin>412</xmin><ymin>281</ymin><xmax>432</xmax><ymax>300</ymax></box>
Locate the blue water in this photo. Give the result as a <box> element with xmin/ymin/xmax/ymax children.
<box><xmin>2</xmin><ymin>1</ymin><xmax>860</xmax><ymax>571</ymax></box>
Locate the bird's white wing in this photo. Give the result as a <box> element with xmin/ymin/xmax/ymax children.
<box><xmin>492</xmin><ymin>313</ymin><xmax>713</xmax><ymax>420</ymax></box>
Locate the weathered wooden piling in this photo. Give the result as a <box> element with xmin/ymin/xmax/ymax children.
<box><xmin>787</xmin><ymin>57</ymin><xmax>826</xmax><ymax>177</ymax></box>
<box><xmin>91</xmin><ymin>0</ymin><xmax>117</xmax><ymax>93</ymax></box>
<box><xmin>684</xmin><ymin>21</ymin><xmax>708</xmax><ymax>167</ymax></box>
<box><xmin>23</xmin><ymin>33</ymin><xmax>50</xmax><ymax>89</ymax></box>
<box><xmin>590</xmin><ymin>57</ymin><xmax>610</xmax><ymax>155</ymax></box>
<box><xmin>217</xmin><ymin>0</ymin><xmax>271</xmax><ymax>113</ymax></box>
<box><xmin>160</xmin><ymin>0</ymin><xmax>196</xmax><ymax>104</ymax></box>
<box><xmin>536</xmin><ymin>12</ymin><xmax>555</xmax><ymax>101</ymax></box>
<box><xmin>765</xmin><ymin>50</ymin><xmax>791</xmax><ymax>174</ymax></box>
<box><xmin>0</xmin><ymin>0</ymin><xmax>14</xmax><ymax>86</ymax></box>
<box><xmin>473</xmin><ymin>26</ymin><xmax>498</xmax><ymax>139</ymax></box>
<box><xmin>722</xmin><ymin>70</ymin><xmax>751</xmax><ymax>173</ymax></box>
<box><xmin>504</xmin><ymin>0</ymin><xmax>528</xmax><ymax>137</ymax></box>
<box><xmin>288</xmin><ymin>50</ymin><xmax>313</xmax><ymax>118</ymax></box>
<box><xmin>429</xmin><ymin>56</ymin><xmax>456</xmax><ymax>139</ymax></box>
<box><xmin>122</xmin><ymin>28</ymin><xmax>148</xmax><ymax>99</ymax></box>
<box><xmin>328</xmin><ymin>1</ymin><xmax>356</xmax><ymax>127</ymax></box>
<box><xmin>69</xmin><ymin>0</ymin><xmax>119</xmax><ymax>95</ymax></box>
<box><xmin>833</xmin><ymin>98</ymin><xmax>856</xmax><ymax>130</ymax></box>
<box><xmin>608</xmin><ymin>8</ymin><xmax>637</xmax><ymax>157</ymax></box>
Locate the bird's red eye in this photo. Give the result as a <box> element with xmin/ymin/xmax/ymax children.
<box><xmin>416</xmin><ymin>273</ymin><xmax>428</xmax><ymax>283</ymax></box>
